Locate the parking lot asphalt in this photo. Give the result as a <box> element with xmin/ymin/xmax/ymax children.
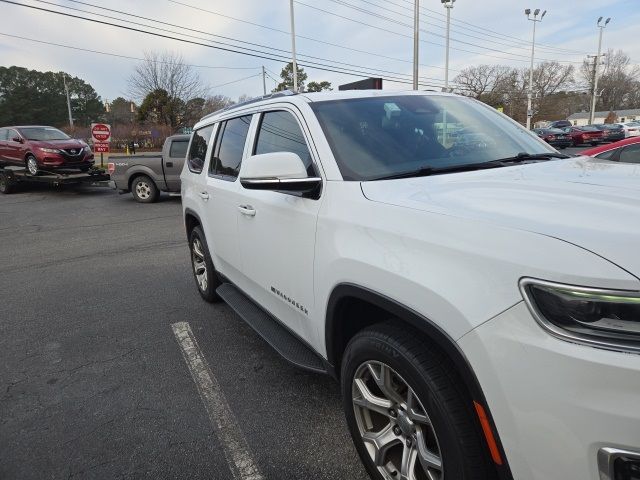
<box><xmin>0</xmin><ymin>185</ymin><xmax>368</xmax><ymax>480</ymax></box>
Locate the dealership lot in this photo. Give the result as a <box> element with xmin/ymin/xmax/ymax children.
<box><xmin>0</xmin><ymin>186</ymin><xmax>367</xmax><ymax>480</ymax></box>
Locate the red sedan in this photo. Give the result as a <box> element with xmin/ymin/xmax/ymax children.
<box><xmin>562</xmin><ymin>126</ymin><xmax>604</xmax><ymax>146</ymax></box>
<box><xmin>580</xmin><ymin>136</ymin><xmax>640</xmax><ymax>163</ymax></box>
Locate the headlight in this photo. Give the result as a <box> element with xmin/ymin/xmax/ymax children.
<box><xmin>84</xmin><ymin>146</ymin><xmax>92</xmax><ymax>152</ymax></box>
<box><xmin>520</xmin><ymin>279</ymin><xmax>640</xmax><ymax>353</ymax></box>
<box><xmin>39</xmin><ymin>147</ymin><xmax>61</xmax><ymax>154</ymax></box>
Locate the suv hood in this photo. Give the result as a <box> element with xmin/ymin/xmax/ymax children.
<box><xmin>361</xmin><ymin>157</ymin><xmax>640</xmax><ymax>277</ymax></box>
<box><xmin>29</xmin><ymin>139</ymin><xmax>87</xmax><ymax>149</ymax></box>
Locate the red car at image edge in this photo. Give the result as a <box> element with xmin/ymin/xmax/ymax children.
<box><xmin>0</xmin><ymin>125</ymin><xmax>94</xmax><ymax>175</ymax></box>
<box><xmin>580</xmin><ymin>136</ymin><xmax>640</xmax><ymax>163</ymax></box>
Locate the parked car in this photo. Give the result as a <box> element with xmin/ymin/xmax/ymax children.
<box><xmin>591</xmin><ymin>123</ymin><xmax>626</xmax><ymax>142</ymax></box>
<box><xmin>562</xmin><ymin>125</ymin><xmax>604</xmax><ymax>146</ymax></box>
<box><xmin>0</xmin><ymin>125</ymin><xmax>94</xmax><ymax>175</ymax></box>
<box><xmin>533</xmin><ymin>127</ymin><xmax>572</xmax><ymax>148</ymax></box>
<box><xmin>580</xmin><ymin>136</ymin><xmax>640</xmax><ymax>163</ymax></box>
<box><xmin>108</xmin><ymin>134</ymin><xmax>189</xmax><ymax>203</ymax></box>
<box><xmin>615</xmin><ymin>121</ymin><xmax>640</xmax><ymax>138</ymax></box>
<box><xmin>548</xmin><ymin>119</ymin><xmax>572</xmax><ymax>129</ymax></box>
<box><xmin>181</xmin><ymin>90</ymin><xmax>640</xmax><ymax>480</ymax></box>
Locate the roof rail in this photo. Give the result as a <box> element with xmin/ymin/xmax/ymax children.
<box><xmin>199</xmin><ymin>90</ymin><xmax>297</xmax><ymax>122</ymax></box>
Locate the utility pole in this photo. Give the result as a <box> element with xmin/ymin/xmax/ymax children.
<box><xmin>289</xmin><ymin>0</ymin><xmax>298</xmax><ymax>92</ymax></box>
<box><xmin>589</xmin><ymin>17</ymin><xmax>611</xmax><ymax>125</ymax></box>
<box><xmin>262</xmin><ymin>66</ymin><xmax>267</xmax><ymax>95</ymax></box>
<box><xmin>413</xmin><ymin>0</ymin><xmax>419</xmax><ymax>90</ymax></box>
<box><xmin>63</xmin><ymin>73</ymin><xmax>73</xmax><ymax>130</ymax></box>
<box><xmin>524</xmin><ymin>8</ymin><xmax>546</xmax><ymax>130</ymax></box>
<box><xmin>442</xmin><ymin>0</ymin><xmax>455</xmax><ymax>91</ymax></box>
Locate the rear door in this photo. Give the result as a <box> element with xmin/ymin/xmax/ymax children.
<box><xmin>163</xmin><ymin>137</ymin><xmax>189</xmax><ymax>191</ymax></box>
<box><xmin>0</xmin><ymin>129</ymin><xmax>7</xmax><ymax>161</ymax></box>
<box><xmin>5</xmin><ymin>129</ymin><xmax>23</xmax><ymax>164</ymax></box>
<box><xmin>619</xmin><ymin>143</ymin><xmax>640</xmax><ymax>164</ymax></box>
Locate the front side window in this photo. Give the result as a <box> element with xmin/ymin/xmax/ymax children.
<box><xmin>310</xmin><ymin>95</ymin><xmax>554</xmax><ymax>181</ymax></box>
<box><xmin>169</xmin><ymin>140</ymin><xmax>189</xmax><ymax>159</ymax></box>
<box><xmin>0</xmin><ymin>129</ymin><xmax>7</xmax><ymax>141</ymax></box>
<box><xmin>595</xmin><ymin>149</ymin><xmax>616</xmax><ymax>160</ymax></box>
<box><xmin>254</xmin><ymin>110</ymin><xmax>314</xmax><ymax>175</ymax></box>
<box><xmin>211</xmin><ymin>115</ymin><xmax>252</xmax><ymax>180</ymax></box>
<box><xmin>619</xmin><ymin>144</ymin><xmax>640</xmax><ymax>164</ymax></box>
<box><xmin>187</xmin><ymin>126</ymin><xmax>214</xmax><ymax>174</ymax></box>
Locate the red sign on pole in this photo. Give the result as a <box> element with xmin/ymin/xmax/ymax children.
<box><xmin>91</xmin><ymin>123</ymin><xmax>111</xmax><ymax>143</ymax></box>
<box><xmin>94</xmin><ymin>143</ymin><xmax>110</xmax><ymax>153</ymax></box>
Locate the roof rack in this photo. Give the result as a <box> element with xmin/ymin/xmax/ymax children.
<box><xmin>199</xmin><ymin>90</ymin><xmax>298</xmax><ymax>122</ymax></box>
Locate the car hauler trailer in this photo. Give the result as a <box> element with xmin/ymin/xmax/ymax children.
<box><xmin>0</xmin><ymin>166</ymin><xmax>110</xmax><ymax>194</ymax></box>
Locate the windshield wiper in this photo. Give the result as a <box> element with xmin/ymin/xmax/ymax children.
<box><xmin>489</xmin><ymin>151</ymin><xmax>571</xmax><ymax>163</ymax></box>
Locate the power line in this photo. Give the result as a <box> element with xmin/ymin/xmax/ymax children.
<box><xmin>167</xmin><ymin>0</ymin><xmax>460</xmax><ymax>73</ymax></box>
<box><xmin>211</xmin><ymin>74</ymin><xmax>262</xmax><ymax>90</ymax></box>
<box><xmin>0</xmin><ymin>0</ymin><xmax>469</xmax><ymax>91</ymax></box>
<box><xmin>0</xmin><ymin>31</ymin><xmax>260</xmax><ymax>70</ymax></box>
<box><xmin>40</xmin><ymin>0</ymin><xmax>458</xmax><ymax>86</ymax></box>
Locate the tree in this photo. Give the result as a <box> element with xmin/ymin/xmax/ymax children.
<box><xmin>128</xmin><ymin>51</ymin><xmax>206</xmax><ymax>128</ymax></box>
<box><xmin>107</xmin><ymin>97</ymin><xmax>136</xmax><ymax>126</ymax></box>
<box><xmin>604</xmin><ymin>111</ymin><xmax>618</xmax><ymax>123</ymax></box>
<box><xmin>275</xmin><ymin>62</ymin><xmax>308</xmax><ymax>91</ymax></box>
<box><xmin>580</xmin><ymin>49</ymin><xmax>640</xmax><ymax>111</ymax></box>
<box><xmin>307</xmin><ymin>81</ymin><xmax>332</xmax><ymax>92</ymax></box>
<box><xmin>0</xmin><ymin>66</ymin><xmax>104</xmax><ymax>127</ymax></box>
<box><xmin>136</xmin><ymin>89</ymin><xmax>178</xmax><ymax>126</ymax></box>
<box><xmin>203</xmin><ymin>95</ymin><xmax>234</xmax><ymax>115</ymax></box>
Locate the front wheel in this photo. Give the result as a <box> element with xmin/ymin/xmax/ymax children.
<box><xmin>189</xmin><ymin>226</ymin><xmax>222</xmax><ymax>303</ymax></box>
<box><xmin>131</xmin><ymin>175</ymin><xmax>159</xmax><ymax>203</ymax></box>
<box><xmin>26</xmin><ymin>155</ymin><xmax>39</xmax><ymax>176</ymax></box>
<box><xmin>341</xmin><ymin>322</ymin><xmax>496</xmax><ymax>480</ymax></box>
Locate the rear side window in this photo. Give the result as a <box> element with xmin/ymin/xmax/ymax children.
<box><xmin>187</xmin><ymin>126</ymin><xmax>214</xmax><ymax>173</ymax></box>
<box><xmin>169</xmin><ymin>140</ymin><xmax>189</xmax><ymax>159</ymax></box>
<box><xmin>254</xmin><ymin>110</ymin><xmax>314</xmax><ymax>175</ymax></box>
<box><xmin>210</xmin><ymin>115</ymin><xmax>252</xmax><ymax>180</ymax></box>
<box><xmin>0</xmin><ymin>129</ymin><xmax>7</xmax><ymax>141</ymax></box>
<box><xmin>619</xmin><ymin>144</ymin><xmax>640</xmax><ymax>164</ymax></box>
<box><xmin>595</xmin><ymin>149</ymin><xmax>616</xmax><ymax>160</ymax></box>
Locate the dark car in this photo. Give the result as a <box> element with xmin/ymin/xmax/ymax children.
<box><xmin>561</xmin><ymin>125</ymin><xmax>604</xmax><ymax>146</ymax></box>
<box><xmin>533</xmin><ymin>127</ymin><xmax>572</xmax><ymax>149</ymax></box>
<box><xmin>548</xmin><ymin>120</ymin><xmax>572</xmax><ymax>129</ymax></box>
<box><xmin>591</xmin><ymin>124</ymin><xmax>626</xmax><ymax>142</ymax></box>
<box><xmin>0</xmin><ymin>126</ymin><xmax>94</xmax><ymax>175</ymax></box>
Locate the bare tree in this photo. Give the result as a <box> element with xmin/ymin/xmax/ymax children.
<box><xmin>580</xmin><ymin>49</ymin><xmax>640</xmax><ymax>111</ymax></box>
<box><xmin>128</xmin><ymin>51</ymin><xmax>206</xmax><ymax>103</ymax></box>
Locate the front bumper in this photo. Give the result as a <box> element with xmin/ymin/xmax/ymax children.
<box><xmin>458</xmin><ymin>301</ymin><xmax>640</xmax><ymax>480</ymax></box>
<box><xmin>39</xmin><ymin>152</ymin><xmax>94</xmax><ymax>168</ymax></box>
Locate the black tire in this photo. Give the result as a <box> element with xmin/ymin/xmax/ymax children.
<box><xmin>189</xmin><ymin>226</ymin><xmax>222</xmax><ymax>303</ymax></box>
<box><xmin>0</xmin><ymin>172</ymin><xmax>15</xmax><ymax>194</ymax></box>
<box><xmin>341</xmin><ymin>321</ymin><xmax>496</xmax><ymax>480</ymax></box>
<box><xmin>130</xmin><ymin>175</ymin><xmax>159</xmax><ymax>203</ymax></box>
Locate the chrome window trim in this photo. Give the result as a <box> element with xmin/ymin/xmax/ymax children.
<box><xmin>519</xmin><ymin>277</ymin><xmax>640</xmax><ymax>354</ymax></box>
<box><xmin>598</xmin><ymin>447</ymin><xmax>640</xmax><ymax>480</ymax></box>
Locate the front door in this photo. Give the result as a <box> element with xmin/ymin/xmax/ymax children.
<box><xmin>164</xmin><ymin>138</ymin><xmax>189</xmax><ymax>191</ymax></box>
<box><xmin>235</xmin><ymin>108</ymin><xmax>322</xmax><ymax>341</ymax></box>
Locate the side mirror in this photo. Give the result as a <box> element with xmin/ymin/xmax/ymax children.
<box><xmin>12</xmin><ymin>137</ymin><xmax>23</xmax><ymax>143</ymax></box>
<box><xmin>240</xmin><ymin>152</ymin><xmax>321</xmax><ymax>196</ymax></box>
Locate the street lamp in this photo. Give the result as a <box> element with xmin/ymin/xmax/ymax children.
<box><xmin>441</xmin><ymin>0</ymin><xmax>455</xmax><ymax>92</ymax></box>
<box><xmin>589</xmin><ymin>17</ymin><xmax>611</xmax><ymax>124</ymax></box>
<box><xmin>524</xmin><ymin>8</ymin><xmax>546</xmax><ymax>130</ymax></box>
<box><xmin>289</xmin><ymin>0</ymin><xmax>298</xmax><ymax>92</ymax></box>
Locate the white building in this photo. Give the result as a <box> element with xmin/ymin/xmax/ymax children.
<box><xmin>567</xmin><ymin>109</ymin><xmax>640</xmax><ymax>126</ymax></box>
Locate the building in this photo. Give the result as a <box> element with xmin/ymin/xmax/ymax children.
<box><xmin>567</xmin><ymin>109</ymin><xmax>640</xmax><ymax>126</ymax></box>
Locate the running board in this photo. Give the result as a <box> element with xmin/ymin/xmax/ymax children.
<box><xmin>216</xmin><ymin>283</ymin><xmax>327</xmax><ymax>374</ymax></box>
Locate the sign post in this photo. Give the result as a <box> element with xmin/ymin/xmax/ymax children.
<box><xmin>91</xmin><ymin>123</ymin><xmax>111</xmax><ymax>168</ymax></box>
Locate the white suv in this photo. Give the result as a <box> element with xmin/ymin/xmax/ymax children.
<box><xmin>181</xmin><ymin>90</ymin><xmax>640</xmax><ymax>480</ymax></box>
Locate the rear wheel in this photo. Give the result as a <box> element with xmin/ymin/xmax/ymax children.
<box><xmin>189</xmin><ymin>226</ymin><xmax>222</xmax><ymax>303</ymax></box>
<box><xmin>131</xmin><ymin>175</ymin><xmax>159</xmax><ymax>203</ymax></box>
<box><xmin>25</xmin><ymin>155</ymin><xmax>39</xmax><ymax>176</ymax></box>
<box><xmin>342</xmin><ymin>322</ymin><xmax>496</xmax><ymax>480</ymax></box>
<box><xmin>0</xmin><ymin>172</ymin><xmax>15</xmax><ymax>194</ymax></box>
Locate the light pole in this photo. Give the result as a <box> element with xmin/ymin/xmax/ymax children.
<box><xmin>62</xmin><ymin>73</ymin><xmax>74</xmax><ymax>130</ymax></box>
<box><xmin>441</xmin><ymin>0</ymin><xmax>455</xmax><ymax>92</ymax></box>
<box><xmin>413</xmin><ymin>0</ymin><xmax>419</xmax><ymax>90</ymax></box>
<box><xmin>525</xmin><ymin>8</ymin><xmax>546</xmax><ymax>130</ymax></box>
<box><xmin>289</xmin><ymin>0</ymin><xmax>298</xmax><ymax>92</ymax></box>
<box><xmin>589</xmin><ymin>17</ymin><xmax>610</xmax><ymax>125</ymax></box>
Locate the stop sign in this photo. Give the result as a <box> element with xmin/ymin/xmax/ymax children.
<box><xmin>91</xmin><ymin>123</ymin><xmax>111</xmax><ymax>143</ymax></box>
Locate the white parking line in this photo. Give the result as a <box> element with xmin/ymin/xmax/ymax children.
<box><xmin>171</xmin><ymin>321</ymin><xmax>264</xmax><ymax>480</ymax></box>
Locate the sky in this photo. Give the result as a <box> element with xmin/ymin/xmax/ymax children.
<box><xmin>1</xmin><ymin>0</ymin><xmax>639</xmax><ymax>104</ymax></box>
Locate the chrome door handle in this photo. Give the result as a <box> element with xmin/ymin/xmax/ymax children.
<box><xmin>199</xmin><ymin>191</ymin><xmax>210</xmax><ymax>201</ymax></box>
<box><xmin>237</xmin><ymin>205</ymin><xmax>256</xmax><ymax>216</ymax></box>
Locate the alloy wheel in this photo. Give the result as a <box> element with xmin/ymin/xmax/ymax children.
<box><xmin>191</xmin><ymin>237</ymin><xmax>208</xmax><ymax>292</ymax></box>
<box><xmin>27</xmin><ymin>157</ymin><xmax>38</xmax><ymax>175</ymax></box>
<box><xmin>352</xmin><ymin>361</ymin><xmax>443</xmax><ymax>480</ymax></box>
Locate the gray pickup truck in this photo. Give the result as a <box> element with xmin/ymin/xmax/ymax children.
<box><xmin>109</xmin><ymin>134</ymin><xmax>190</xmax><ymax>203</ymax></box>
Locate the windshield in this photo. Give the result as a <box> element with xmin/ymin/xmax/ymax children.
<box><xmin>19</xmin><ymin>127</ymin><xmax>70</xmax><ymax>141</ymax></box>
<box><xmin>310</xmin><ymin>95</ymin><xmax>554</xmax><ymax>181</ymax></box>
